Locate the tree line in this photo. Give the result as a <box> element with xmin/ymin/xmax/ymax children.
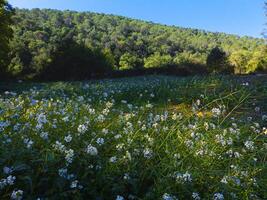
<box><xmin>1</xmin><ymin>3</ymin><xmax>267</xmax><ymax>80</ymax></box>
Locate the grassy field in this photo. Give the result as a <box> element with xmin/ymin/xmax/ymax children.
<box><xmin>0</xmin><ymin>75</ymin><xmax>267</xmax><ymax>200</ymax></box>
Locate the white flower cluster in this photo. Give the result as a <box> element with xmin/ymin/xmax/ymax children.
<box><xmin>192</xmin><ymin>192</ymin><xmax>201</xmax><ymax>200</ymax></box>
<box><xmin>162</xmin><ymin>193</ymin><xmax>178</xmax><ymax>200</ymax></box>
<box><xmin>244</xmin><ymin>140</ymin><xmax>254</xmax><ymax>150</ymax></box>
<box><xmin>11</xmin><ymin>190</ymin><xmax>23</xmax><ymax>200</ymax></box>
<box><xmin>173</xmin><ymin>172</ymin><xmax>192</xmax><ymax>183</ymax></box>
<box><xmin>143</xmin><ymin>148</ymin><xmax>153</xmax><ymax>159</ymax></box>
<box><xmin>36</xmin><ymin>113</ymin><xmax>48</xmax><ymax>129</ymax></box>
<box><xmin>77</xmin><ymin>124</ymin><xmax>88</xmax><ymax>134</ymax></box>
<box><xmin>0</xmin><ymin>175</ymin><xmax>16</xmax><ymax>189</ymax></box>
<box><xmin>86</xmin><ymin>144</ymin><xmax>98</xmax><ymax>156</ymax></box>
<box><xmin>213</xmin><ymin>193</ymin><xmax>224</xmax><ymax>200</ymax></box>
<box><xmin>211</xmin><ymin>108</ymin><xmax>221</xmax><ymax>117</ymax></box>
<box><xmin>65</xmin><ymin>149</ymin><xmax>75</xmax><ymax>164</ymax></box>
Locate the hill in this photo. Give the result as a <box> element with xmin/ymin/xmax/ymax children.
<box><xmin>8</xmin><ymin>8</ymin><xmax>266</xmax><ymax>79</ymax></box>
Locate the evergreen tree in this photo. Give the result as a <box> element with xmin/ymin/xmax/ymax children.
<box><xmin>40</xmin><ymin>39</ymin><xmax>113</xmax><ymax>80</ymax></box>
<box><xmin>206</xmin><ymin>47</ymin><xmax>231</xmax><ymax>74</ymax></box>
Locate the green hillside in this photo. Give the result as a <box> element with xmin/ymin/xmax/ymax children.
<box><xmin>7</xmin><ymin>8</ymin><xmax>267</xmax><ymax>79</ymax></box>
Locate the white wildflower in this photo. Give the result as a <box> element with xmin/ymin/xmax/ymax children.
<box><xmin>96</xmin><ymin>138</ymin><xmax>105</xmax><ymax>145</ymax></box>
<box><xmin>70</xmin><ymin>180</ymin><xmax>78</xmax><ymax>188</ymax></box>
<box><xmin>86</xmin><ymin>144</ymin><xmax>98</xmax><ymax>156</ymax></box>
<box><xmin>214</xmin><ymin>193</ymin><xmax>224</xmax><ymax>200</ymax></box>
<box><xmin>244</xmin><ymin>140</ymin><xmax>254</xmax><ymax>150</ymax></box>
<box><xmin>109</xmin><ymin>156</ymin><xmax>117</xmax><ymax>163</ymax></box>
<box><xmin>211</xmin><ymin>108</ymin><xmax>221</xmax><ymax>117</ymax></box>
<box><xmin>40</xmin><ymin>132</ymin><xmax>49</xmax><ymax>140</ymax></box>
<box><xmin>162</xmin><ymin>193</ymin><xmax>178</xmax><ymax>200</ymax></box>
<box><xmin>192</xmin><ymin>192</ymin><xmax>200</xmax><ymax>200</ymax></box>
<box><xmin>24</xmin><ymin>138</ymin><xmax>34</xmax><ymax>148</ymax></box>
<box><xmin>3</xmin><ymin>166</ymin><xmax>13</xmax><ymax>175</ymax></box>
<box><xmin>36</xmin><ymin>113</ymin><xmax>48</xmax><ymax>124</ymax></box>
<box><xmin>58</xmin><ymin>168</ymin><xmax>68</xmax><ymax>178</ymax></box>
<box><xmin>77</xmin><ymin>124</ymin><xmax>87</xmax><ymax>134</ymax></box>
<box><xmin>6</xmin><ymin>175</ymin><xmax>16</xmax><ymax>185</ymax></box>
<box><xmin>116</xmin><ymin>195</ymin><xmax>124</xmax><ymax>200</ymax></box>
<box><xmin>174</xmin><ymin>172</ymin><xmax>192</xmax><ymax>183</ymax></box>
<box><xmin>123</xmin><ymin>173</ymin><xmax>130</xmax><ymax>180</ymax></box>
<box><xmin>11</xmin><ymin>190</ymin><xmax>23</xmax><ymax>200</ymax></box>
<box><xmin>64</xmin><ymin>135</ymin><xmax>72</xmax><ymax>143</ymax></box>
<box><xmin>143</xmin><ymin>148</ymin><xmax>153</xmax><ymax>159</ymax></box>
<box><xmin>53</xmin><ymin>141</ymin><xmax>66</xmax><ymax>152</ymax></box>
<box><xmin>65</xmin><ymin>149</ymin><xmax>74</xmax><ymax>163</ymax></box>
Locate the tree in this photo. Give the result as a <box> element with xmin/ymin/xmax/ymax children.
<box><xmin>0</xmin><ymin>0</ymin><xmax>14</xmax><ymax>78</ymax></box>
<box><xmin>119</xmin><ymin>53</ymin><xmax>142</xmax><ymax>70</ymax></box>
<box><xmin>174</xmin><ymin>52</ymin><xmax>206</xmax><ymax>66</ymax></box>
<box><xmin>206</xmin><ymin>47</ymin><xmax>231</xmax><ymax>74</ymax></box>
<box><xmin>248</xmin><ymin>47</ymin><xmax>267</xmax><ymax>72</ymax></box>
<box><xmin>229</xmin><ymin>50</ymin><xmax>251</xmax><ymax>74</ymax></box>
<box><xmin>144</xmin><ymin>52</ymin><xmax>173</xmax><ymax>68</ymax></box>
<box><xmin>173</xmin><ymin>52</ymin><xmax>191</xmax><ymax>65</ymax></box>
<box><xmin>40</xmin><ymin>39</ymin><xmax>113</xmax><ymax>80</ymax></box>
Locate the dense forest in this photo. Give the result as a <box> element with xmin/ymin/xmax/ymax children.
<box><xmin>2</xmin><ymin>8</ymin><xmax>267</xmax><ymax>80</ymax></box>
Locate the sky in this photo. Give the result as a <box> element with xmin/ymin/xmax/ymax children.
<box><xmin>9</xmin><ymin>0</ymin><xmax>266</xmax><ymax>38</ymax></box>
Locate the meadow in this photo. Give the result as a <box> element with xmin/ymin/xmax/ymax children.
<box><xmin>0</xmin><ymin>75</ymin><xmax>266</xmax><ymax>200</ymax></box>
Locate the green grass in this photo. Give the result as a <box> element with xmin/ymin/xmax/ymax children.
<box><xmin>0</xmin><ymin>75</ymin><xmax>266</xmax><ymax>200</ymax></box>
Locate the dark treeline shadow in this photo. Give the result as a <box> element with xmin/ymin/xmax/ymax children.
<box><xmin>111</xmin><ymin>64</ymin><xmax>208</xmax><ymax>79</ymax></box>
<box><xmin>37</xmin><ymin>39</ymin><xmax>113</xmax><ymax>81</ymax></box>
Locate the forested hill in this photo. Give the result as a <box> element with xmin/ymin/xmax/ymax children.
<box><xmin>8</xmin><ymin>8</ymin><xmax>266</xmax><ymax>79</ymax></box>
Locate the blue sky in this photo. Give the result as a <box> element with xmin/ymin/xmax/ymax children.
<box><xmin>9</xmin><ymin>0</ymin><xmax>266</xmax><ymax>38</ymax></box>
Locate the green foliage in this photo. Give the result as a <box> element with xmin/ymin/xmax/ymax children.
<box><xmin>229</xmin><ymin>50</ymin><xmax>252</xmax><ymax>74</ymax></box>
<box><xmin>144</xmin><ymin>52</ymin><xmax>173</xmax><ymax>68</ymax></box>
<box><xmin>174</xmin><ymin>52</ymin><xmax>207</xmax><ymax>66</ymax></box>
<box><xmin>119</xmin><ymin>53</ymin><xmax>143</xmax><ymax>70</ymax></box>
<box><xmin>228</xmin><ymin>46</ymin><xmax>267</xmax><ymax>74</ymax></box>
<box><xmin>249</xmin><ymin>47</ymin><xmax>267</xmax><ymax>72</ymax></box>
<box><xmin>7</xmin><ymin>8</ymin><xmax>266</xmax><ymax>79</ymax></box>
<box><xmin>0</xmin><ymin>0</ymin><xmax>14</xmax><ymax>78</ymax></box>
<box><xmin>173</xmin><ymin>53</ymin><xmax>190</xmax><ymax>65</ymax></box>
<box><xmin>7</xmin><ymin>54</ymin><xmax>23</xmax><ymax>76</ymax></box>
